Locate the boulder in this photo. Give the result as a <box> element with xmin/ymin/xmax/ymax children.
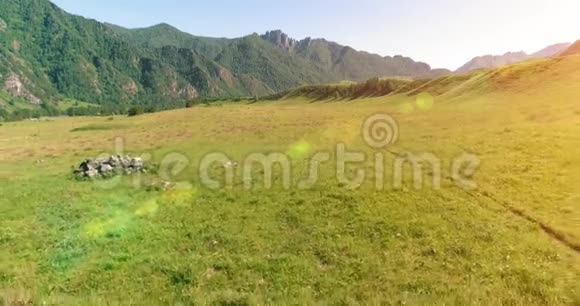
<box><xmin>74</xmin><ymin>155</ymin><xmax>147</xmax><ymax>179</ymax></box>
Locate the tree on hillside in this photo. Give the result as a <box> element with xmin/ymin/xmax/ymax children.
<box><xmin>127</xmin><ymin>106</ymin><xmax>144</xmax><ymax>117</ymax></box>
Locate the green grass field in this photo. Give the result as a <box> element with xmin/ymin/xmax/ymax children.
<box><xmin>1</xmin><ymin>56</ymin><xmax>580</xmax><ymax>304</ymax></box>
<box><xmin>56</xmin><ymin>99</ymin><xmax>100</xmax><ymax>112</ymax></box>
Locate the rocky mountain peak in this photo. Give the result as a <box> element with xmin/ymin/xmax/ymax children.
<box><xmin>261</xmin><ymin>30</ymin><xmax>296</xmax><ymax>51</ymax></box>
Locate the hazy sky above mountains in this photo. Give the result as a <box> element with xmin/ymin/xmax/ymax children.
<box><xmin>51</xmin><ymin>0</ymin><xmax>580</xmax><ymax>70</ymax></box>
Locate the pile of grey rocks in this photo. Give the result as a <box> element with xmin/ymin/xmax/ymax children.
<box><xmin>74</xmin><ymin>155</ymin><xmax>146</xmax><ymax>179</ymax></box>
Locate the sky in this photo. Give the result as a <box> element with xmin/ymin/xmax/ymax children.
<box><xmin>51</xmin><ymin>0</ymin><xmax>580</xmax><ymax>70</ymax></box>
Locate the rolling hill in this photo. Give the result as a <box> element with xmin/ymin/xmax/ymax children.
<box><xmin>104</xmin><ymin>22</ymin><xmax>232</xmax><ymax>60</ymax></box>
<box><xmin>560</xmin><ymin>40</ymin><xmax>580</xmax><ymax>56</ymax></box>
<box><xmin>273</xmin><ymin>50</ymin><xmax>580</xmax><ymax>104</ymax></box>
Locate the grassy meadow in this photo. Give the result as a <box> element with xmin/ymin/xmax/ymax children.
<box><xmin>1</xmin><ymin>56</ymin><xmax>580</xmax><ymax>304</ymax></box>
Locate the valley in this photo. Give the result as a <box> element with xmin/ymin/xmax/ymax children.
<box><xmin>1</xmin><ymin>0</ymin><xmax>580</xmax><ymax>304</ymax></box>
<box><xmin>1</xmin><ymin>53</ymin><xmax>580</xmax><ymax>304</ymax></box>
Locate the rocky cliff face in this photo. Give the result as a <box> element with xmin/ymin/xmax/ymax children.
<box><xmin>178</xmin><ymin>84</ymin><xmax>198</xmax><ymax>99</ymax></box>
<box><xmin>261</xmin><ymin>30</ymin><xmax>296</xmax><ymax>51</ymax></box>
<box><xmin>260</xmin><ymin>30</ymin><xmax>442</xmax><ymax>80</ymax></box>
<box><xmin>3</xmin><ymin>73</ymin><xmax>41</xmax><ymax>104</ymax></box>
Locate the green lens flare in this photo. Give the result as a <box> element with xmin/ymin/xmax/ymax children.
<box><xmin>287</xmin><ymin>141</ymin><xmax>311</xmax><ymax>159</ymax></box>
<box><xmin>416</xmin><ymin>92</ymin><xmax>434</xmax><ymax>111</ymax></box>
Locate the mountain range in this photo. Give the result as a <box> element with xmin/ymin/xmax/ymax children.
<box><xmin>0</xmin><ymin>0</ymin><xmax>449</xmax><ymax>111</ymax></box>
<box><xmin>455</xmin><ymin>43</ymin><xmax>571</xmax><ymax>73</ymax></box>
<box><xmin>0</xmin><ymin>0</ymin><xmax>577</xmax><ymax>117</ymax></box>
